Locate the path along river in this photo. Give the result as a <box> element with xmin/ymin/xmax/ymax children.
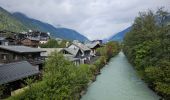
<box><xmin>81</xmin><ymin>52</ymin><xmax>160</xmax><ymax>100</ymax></box>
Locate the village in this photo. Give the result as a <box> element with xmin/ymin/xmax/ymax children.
<box><xmin>0</xmin><ymin>30</ymin><xmax>102</xmax><ymax>98</ymax></box>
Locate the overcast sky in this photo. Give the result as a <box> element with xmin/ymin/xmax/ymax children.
<box><xmin>0</xmin><ymin>0</ymin><xmax>170</xmax><ymax>40</ymax></box>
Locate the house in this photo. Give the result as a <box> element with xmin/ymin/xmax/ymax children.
<box><xmin>40</xmin><ymin>48</ymin><xmax>63</xmax><ymax>58</ymax></box>
<box><xmin>0</xmin><ymin>37</ymin><xmax>8</xmax><ymax>45</ymax></box>
<box><xmin>92</xmin><ymin>40</ymin><xmax>102</xmax><ymax>44</ymax></box>
<box><xmin>0</xmin><ymin>45</ymin><xmax>46</xmax><ymax>70</ymax></box>
<box><xmin>68</xmin><ymin>42</ymin><xmax>91</xmax><ymax>64</ymax></box>
<box><xmin>61</xmin><ymin>48</ymin><xmax>83</xmax><ymax>65</ymax></box>
<box><xmin>0</xmin><ymin>61</ymin><xmax>39</xmax><ymax>98</ymax></box>
<box><xmin>85</xmin><ymin>42</ymin><xmax>101</xmax><ymax>56</ymax></box>
<box><xmin>39</xmin><ymin>39</ymin><xmax>48</xmax><ymax>44</ymax></box>
<box><xmin>0</xmin><ymin>36</ymin><xmax>20</xmax><ymax>46</ymax></box>
<box><xmin>18</xmin><ymin>30</ymin><xmax>50</xmax><ymax>45</ymax></box>
<box><xmin>61</xmin><ymin>48</ymin><xmax>82</xmax><ymax>58</ymax></box>
<box><xmin>64</xmin><ymin>54</ymin><xmax>81</xmax><ymax>66</ymax></box>
<box><xmin>5</xmin><ymin>37</ymin><xmax>18</xmax><ymax>45</ymax></box>
<box><xmin>21</xmin><ymin>37</ymin><xmax>40</xmax><ymax>47</ymax></box>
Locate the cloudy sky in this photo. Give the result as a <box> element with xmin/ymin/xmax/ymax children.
<box><xmin>0</xmin><ymin>0</ymin><xmax>170</xmax><ymax>40</ymax></box>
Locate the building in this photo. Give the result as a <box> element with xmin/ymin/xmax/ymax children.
<box><xmin>21</xmin><ymin>37</ymin><xmax>40</xmax><ymax>47</ymax></box>
<box><xmin>85</xmin><ymin>42</ymin><xmax>101</xmax><ymax>56</ymax></box>
<box><xmin>61</xmin><ymin>48</ymin><xmax>83</xmax><ymax>65</ymax></box>
<box><xmin>5</xmin><ymin>37</ymin><xmax>17</xmax><ymax>45</ymax></box>
<box><xmin>0</xmin><ymin>61</ymin><xmax>39</xmax><ymax>98</ymax></box>
<box><xmin>68</xmin><ymin>42</ymin><xmax>91</xmax><ymax>64</ymax></box>
<box><xmin>64</xmin><ymin>54</ymin><xmax>81</xmax><ymax>66</ymax></box>
<box><xmin>40</xmin><ymin>48</ymin><xmax>63</xmax><ymax>58</ymax></box>
<box><xmin>0</xmin><ymin>45</ymin><xmax>46</xmax><ymax>70</ymax></box>
<box><xmin>92</xmin><ymin>40</ymin><xmax>102</xmax><ymax>44</ymax></box>
<box><xmin>62</xmin><ymin>48</ymin><xmax>82</xmax><ymax>58</ymax></box>
<box><xmin>0</xmin><ymin>37</ymin><xmax>8</xmax><ymax>45</ymax></box>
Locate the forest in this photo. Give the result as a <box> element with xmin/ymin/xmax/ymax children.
<box><xmin>123</xmin><ymin>8</ymin><xmax>170</xmax><ymax>99</ymax></box>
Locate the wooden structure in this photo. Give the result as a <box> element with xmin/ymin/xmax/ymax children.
<box><xmin>0</xmin><ymin>45</ymin><xmax>46</xmax><ymax>70</ymax></box>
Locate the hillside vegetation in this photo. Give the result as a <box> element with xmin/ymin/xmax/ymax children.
<box><xmin>0</xmin><ymin>7</ymin><xmax>89</xmax><ymax>42</ymax></box>
<box><xmin>123</xmin><ymin>8</ymin><xmax>170</xmax><ymax>99</ymax></box>
<box><xmin>0</xmin><ymin>7</ymin><xmax>27</xmax><ymax>32</ymax></box>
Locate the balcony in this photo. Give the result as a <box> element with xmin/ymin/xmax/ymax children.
<box><xmin>0</xmin><ymin>57</ymin><xmax>45</xmax><ymax>65</ymax></box>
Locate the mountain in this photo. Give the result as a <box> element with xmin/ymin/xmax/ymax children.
<box><xmin>12</xmin><ymin>12</ymin><xmax>89</xmax><ymax>42</ymax></box>
<box><xmin>0</xmin><ymin>7</ymin><xmax>89</xmax><ymax>42</ymax></box>
<box><xmin>0</xmin><ymin>7</ymin><xmax>27</xmax><ymax>32</ymax></box>
<box><xmin>106</xmin><ymin>26</ymin><xmax>131</xmax><ymax>42</ymax></box>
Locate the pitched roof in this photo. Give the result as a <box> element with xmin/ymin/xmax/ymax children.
<box><xmin>72</xmin><ymin>42</ymin><xmax>90</xmax><ymax>51</ymax></box>
<box><xmin>40</xmin><ymin>48</ymin><xmax>63</xmax><ymax>57</ymax></box>
<box><xmin>0</xmin><ymin>61</ymin><xmax>39</xmax><ymax>85</ymax></box>
<box><xmin>63</xmin><ymin>48</ymin><xmax>80</xmax><ymax>56</ymax></box>
<box><xmin>0</xmin><ymin>37</ymin><xmax>6</xmax><ymax>41</ymax></box>
<box><xmin>85</xmin><ymin>42</ymin><xmax>100</xmax><ymax>49</ymax></box>
<box><xmin>0</xmin><ymin>45</ymin><xmax>46</xmax><ymax>53</ymax></box>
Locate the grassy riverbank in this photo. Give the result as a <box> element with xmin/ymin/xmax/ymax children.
<box><xmin>7</xmin><ymin>41</ymin><xmax>120</xmax><ymax>100</ymax></box>
<box><xmin>123</xmin><ymin>8</ymin><xmax>170</xmax><ymax>99</ymax></box>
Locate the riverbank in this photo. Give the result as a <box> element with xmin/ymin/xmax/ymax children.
<box><xmin>123</xmin><ymin>9</ymin><xmax>170</xmax><ymax>99</ymax></box>
<box><xmin>79</xmin><ymin>53</ymin><xmax>118</xmax><ymax>99</ymax></box>
<box><xmin>79</xmin><ymin>42</ymin><xmax>120</xmax><ymax>99</ymax></box>
<box><xmin>81</xmin><ymin>52</ymin><xmax>160</xmax><ymax>100</ymax></box>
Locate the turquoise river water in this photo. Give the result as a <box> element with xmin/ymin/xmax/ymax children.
<box><xmin>81</xmin><ymin>52</ymin><xmax>160</xmax><ymax>100</ymax></box>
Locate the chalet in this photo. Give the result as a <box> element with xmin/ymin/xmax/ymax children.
<box><xmin>85</xmin><ymin>42</ymin><xmax>101</xmax><ymax>56</ymax></box>
<box><xmin>62</xmin><ymin>48</ymin><xmax>82</xmax><ymax>58</ymax></box>
<box><xmin>0</xmin><ymin>37</ymin><xmax>8</xmax><ymax>45</ymax></box>
<box><xmin>0</xmin><ymin>37</ymin><xmax>20</xmax><ymax>46</ymax></box>
<box><xmin>64</xmin><ymin>54</ymin><xmax>81</xmax><ymax>66</ymax></box>
<box><xmin>0</xmin><ymin>45</ymin><xmax>46</xmax><ymax>70</ymax></box>
<box><xmin>40</xmin><ymin>48</ymin><xmax>63</xmax><ymax>58</ymax></box>
<box><xmin>39</xmin><ymin>39</ymin><xmax>48</xmax><ymax>44</ymax></box>
<box><xmin>0</xmin><ymin>61</ymin><xmax>39</xmax><ymax>98</ymax></box>
<box><xmin>21</xmin><ymin>37</ymin><xmax>40</xmax><ymax>47</ymax></box>
<box><xmin>5</xmin><ymin>37</ymin><xmax>17</xmax><ymax>45</ymax></box>
<box><xmin>61</xmin><ymin>48</ymin><xmax>82</xmax><ymax>65</ymax></box>
<box><xmin>68</xmin><ymin>42</ymin><xmax>91</xmax><ymax>63</ymax></box>
<box><xmin>26</xmin><ymin>30</ymin><xmax>50</xmax><ymax>40</ymax></box>
<box><xmin>92</xmin><ymin>40</ymin><xmax>102</xmax><ymax>44</ymax></box>
<box><xmin>40</xmin><ymin>48</ymin><xmax>81</xmax><ymax>66</ymax></box>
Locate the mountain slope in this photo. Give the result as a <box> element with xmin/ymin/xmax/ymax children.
<box><xmin>108</xmin><ymin>26</ymin><xmax>131</xmax><ymax>42</ymax></box>
<box><xmin>0</xmin><ymin>7</ymin><xmax>27</xmax><ymax>32</ymax></box>
<box><xmin>12</xmin><ymin>12</ymin><xmax>89</xmax><ymax>42</ymax></box>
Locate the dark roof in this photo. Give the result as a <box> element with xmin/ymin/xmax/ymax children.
<box><xmin>0</xmin><ymin>37</ymin><xmax>6</xmax><ymax>41</ymax></box>
<box><xmin>85</xmin><ymin>42</ymin><xmax>100</xmax><ymax>49</ymax></box>
<box><xmin>72</xmin><ymin>42</ymin><xmax>91</xmax><ymax>51</ymax></box>
<box><xmin>0</xmin><ymin>45</ymin><xmax>46</xmax><ymax>53</ymax></box>
<box><xmin>0</xmin><ymin>61</ymin><xmax>39</xmax><ymax>85</ymax></box>
<box><xmin>62</xmin><ymin>48</ymin><xmax>81</xmax><ymax>56</ymax></box>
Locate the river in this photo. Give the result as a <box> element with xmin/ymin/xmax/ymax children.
<box><xmin>81</xmin><ymin>52</ymin><xmax>160</xmax><ymax>100</ymax></box>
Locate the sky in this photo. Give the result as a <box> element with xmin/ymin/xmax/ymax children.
<box><xmin>0</xmin><ymin>0</ymin><xmax>170</xmax><ymax>40</ymax></box>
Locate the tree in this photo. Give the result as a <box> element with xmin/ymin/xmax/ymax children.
<box><xmin>123</xmin><ymin>8</ymin><xmax>170</xmax><ymax>98</ymax></box>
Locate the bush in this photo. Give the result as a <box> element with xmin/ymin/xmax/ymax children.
<box><xmin>8</xmin><ymin>52</ymin><xmax>89</xmax><ymax>100</ymax></box>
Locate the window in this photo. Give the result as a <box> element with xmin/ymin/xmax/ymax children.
<box><xmin>13</xmin><ymin>54</ymin><xmax>18</xmax><ymax>60</ymax></box>
<box><xmin>2</xmin><ymin>54</ymin><xmax>7</xmax><ymax>60</ymax></box>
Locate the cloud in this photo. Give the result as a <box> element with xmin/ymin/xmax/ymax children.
<box><xmin>0</xmin><ymin>0</ymin><xmax>170</xmax><ymax>40</ymax></box>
